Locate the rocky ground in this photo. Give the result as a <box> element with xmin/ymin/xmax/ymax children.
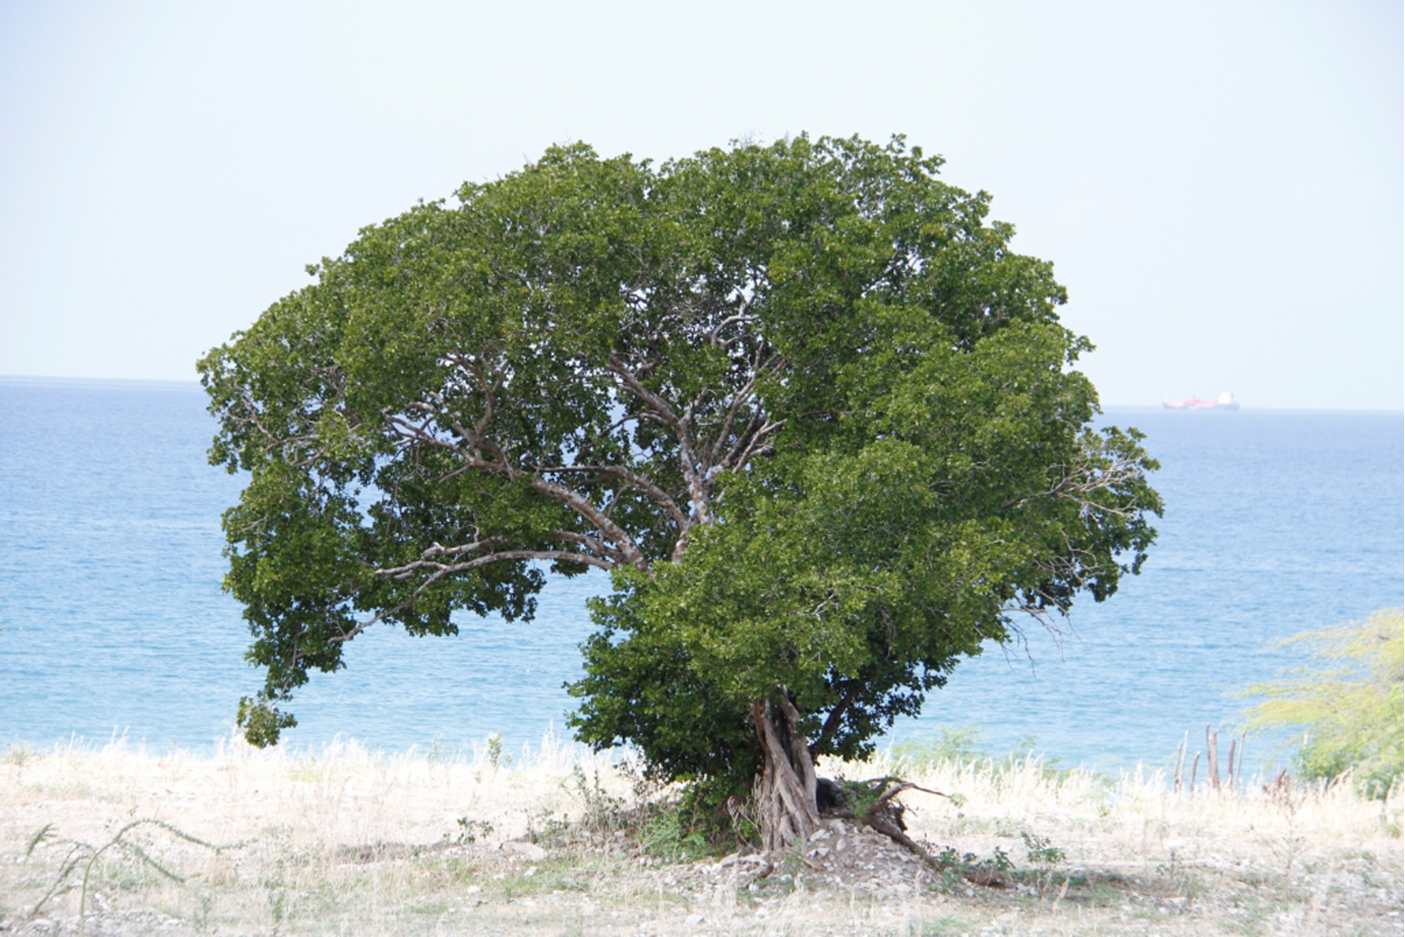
<box><xmin>1</xmin><ymin>741</ymin><xmax>1400</xmax><ymax>935</ymax></box>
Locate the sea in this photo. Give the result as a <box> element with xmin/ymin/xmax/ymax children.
<box><xmin>1</xmin><ymin>376</ymin><xmax>1400</xmax><ymax>775</ymax></box>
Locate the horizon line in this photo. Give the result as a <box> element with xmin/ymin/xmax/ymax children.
<box><xmin>1</xmin><ymin>373</ymin><xmax>1400</xmax><ymax>414</ymax></box>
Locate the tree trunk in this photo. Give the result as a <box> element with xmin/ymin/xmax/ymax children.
<box><xmin>751</xmin><ymin>691</ymin><xmax>822</xmax><ymax>853</ymax></box>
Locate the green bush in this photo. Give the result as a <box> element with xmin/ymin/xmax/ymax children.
<box><xmin>1240</xmin><ymin>608</ymin><xmax>1403</xmax><ymax>798</ymax></box>
<box><xmin>891</xmin><ymin>726</ymin><xmax>987</xmax><ymax>770</ymax></box>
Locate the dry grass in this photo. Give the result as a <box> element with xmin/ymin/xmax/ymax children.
<box><xmin>1</xmin><ymin>734</ymin><xmax>1399</xmax><ymax>935</ymax></box>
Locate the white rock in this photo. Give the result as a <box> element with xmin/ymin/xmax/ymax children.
<box><xmin>504</xmin><ymin>841</ymin><xmax>547</xmax><ymax>861</ymax></box>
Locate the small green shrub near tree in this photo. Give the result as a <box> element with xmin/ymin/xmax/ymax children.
<box><xmin>1240</xmin><ymin>608</ymin><xmax>1403</xmax><ymax>798</ymax></box>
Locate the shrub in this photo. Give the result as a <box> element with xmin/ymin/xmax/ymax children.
<box><xmin>1240</xmin><ymin>608</ymin><xmax>1403</xmax><ymax>798</ymax></box>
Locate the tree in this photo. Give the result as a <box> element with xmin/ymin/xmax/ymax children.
<box><xmin>1240</xmin><ymin>608</ymin><xmax>1403</xmax><ymax>798</ymax></box>
<box><xmin>200</xmin><ymin>135</ymin><xmax>1161</xmax><ymax>850</ymax></box>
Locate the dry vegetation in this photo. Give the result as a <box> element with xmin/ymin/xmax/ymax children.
<box><xmin>1</xmin><ymin>733</ymin><xmax>1399</xmax><ymax>936</ymax></box>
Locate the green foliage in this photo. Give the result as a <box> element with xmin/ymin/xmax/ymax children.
<box><xmin>485</xmin><ymin>734</ymin><xmax>511</xmax><ymax>770</ymax></box>
<box><xmin>891</xmin><ymin>726</ymin><xmax>988</xmax><ymax>770</ymax></box>
<box><xmin>3</xmin><ymin>742</ymin><xmax>37</xmax><ymax>767</ymax></box>
<box><xmin>447</xmin><ymin>818</ymin><xmax>494</xmax><ymax>845</ymax></box>
<box><xmin>565</xmin><ymin>766</ymin><xmax>626</xmax><ymax>835</ymax></box>
<box><xmin>637</xmin><ymin>807</ymin><xmax>711</xmax><ymax>862</ymax></box>
<box><xmin>891</xmin><ymin>727</ymin><xmax>1071</xmax><ymax>788</ymax></box>
<box><xmin>1021</xmin><ymin>831</ymin><xmax>1066</xmax><ymax>867</ymax></box>
<box><xmin>668</xmin><ymin>776</ymin><xmax>761</xmax><ymax>849</ymax></box>
<box><xmin>931</xmin><ymin>844</ymin><xmax>1016</xmax><ymax>891</ymax></box>
<box><xmin>201</xmin><ymin>134</ymin><xmax>1159</xmax><ymax>804</ymax></box>
<box><xmin>1239</xmin><ymin>608</ymin><xmax>1403</xmax><ymax>798</ymax></box>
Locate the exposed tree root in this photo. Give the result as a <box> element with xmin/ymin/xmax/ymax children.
<box><xmin>816</xmin><ymin>776</ymin><xmax>1008</xmax><ymax>888</ymax></box>
<box><xmin>748</xmin><ymin>691</ymin><xmax>1007</xmax><ymax>889</ymax></box>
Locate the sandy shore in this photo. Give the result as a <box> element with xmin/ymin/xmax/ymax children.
<box><xmin>1</xmin><ymin>735</ymin><xmax>1400</xmax><ymax>935</ymax></box>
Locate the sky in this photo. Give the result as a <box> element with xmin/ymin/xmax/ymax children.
<box><xmin>1</xmin><ymin>1</ymin><xmax>1400</xmax><ymax>410</ymax></box>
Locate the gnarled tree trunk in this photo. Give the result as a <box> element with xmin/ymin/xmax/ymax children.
<box><xmin>751</xmin><ymin>691</ymin><xmax>822</xmax><ymax>852</ymax></box>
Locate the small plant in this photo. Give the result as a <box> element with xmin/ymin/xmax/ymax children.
<box><xmin>263</xmin><ymin>857</ymin><xmax>288</xmax><ymax>936</ymax></box>
<box><xmin>448</xmin><ymin>818</ymin><xmax>495</xmax><ymax>845</ymax></box>
<box><xmin>3</xmin><ymin>742</ymin><xmax>37</xmax><ymax>767</ymax></box>
<box><xmin>930</xmin><ymin>844</ymin><xmax>1015</xmax><ymax>891</ymax></box>
<box><xmin>1156</xmin><ymin>847</ymin><xmax>1201</xmax><ymax>899</ymax></box>
<box><xmin>1271</xmin><ymin>784</ymin><xmax>1306</xmax><ymax>880</ymax></box>
<box><xmin>1019</xmin><ymin>831</ymin><xmax>1068</xmax><ymax>898</ymax></box>
<box><xmin>638</xmin><ymin>807</ymin><xmax>709</xmax><ymax>863</ymax></box>
<box><xmin>190</xmin><ymin>890</ymin><xmax>214</xmax><ymax>934</ymax></box>
<box><xmin>892</xmin><ymin>726</ymin><xmax>987</xmax><ymax>771</ymax></box>
<box><xmin>933</xmin><ymin>846</ymin><xmax>980</xmax><ymax>869</ymax></box>
<box><xmin>1022</xmin><ymin>831</ymin><xmax>1066</xmax><ymax>868</ymax></box>
<box><xmin>526</xmin><ymin>806</ymin><xmax>571</xmax><ymax>844</ymax></box>
<box><xmin>567</xmin><ymin>766</ymin><xmax>626</xmax><ymax>835</ymax></box>
<box><xmin>25</xmin><ymin>819</ymin><xmax>231</xmax><ymax>937</ymax></box>
<box><xmin>486</xmin><ymin>734</ymin><xmax>511</xmax><ymax>769</ymax></box>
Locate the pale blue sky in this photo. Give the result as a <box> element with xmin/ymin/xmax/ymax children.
<box><xmin>1</xmin><ymin>1</ymin><xmax>1400</xmax><ymax>409</ymax></box>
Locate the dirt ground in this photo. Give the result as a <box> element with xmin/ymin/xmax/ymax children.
<box><xmin>1</xmin><ymin>737</ymin><xmax>1400</xmax><ymax>935</ymax></box>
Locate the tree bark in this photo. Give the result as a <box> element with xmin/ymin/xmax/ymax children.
<box><xmin>751</xmin><ymin>692</ymin><xmax>822</xmax><ymax>853</ymax></box>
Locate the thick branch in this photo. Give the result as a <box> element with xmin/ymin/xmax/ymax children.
<box><xmin>377</xmin><ymin>548</ymin><xmax>615</xmax><ymax>583</ymax></box>
<box><xmin>382</xmin><ymin>408</ymin><xmax>650</xmax><ymax>571</ymax></box>
<box><xmin>813</xmin><ymin>680</ymin><xmax>866</xmax><ymax>753</ymax></box>
<box><xmin>607</xmin><ymin>353</ymin><xmax>713</xmax><ymax>526</ymax></box>
<box><xmin>540</xmin><ymin>463</ymin><xmax>690</xmax><ymax>534</ymax></box>
<box><xmin>329</xmin><ymin>546</ymin><xmax>615</xmax><ymax>646</ymax></box>
<box><xmin>545</xmin><ymin>530</ymin><xmax>628</xmax><ymax>563</ymax></box>
<box><xmin>526</xmin><ymin>476</ymin><xmax>649</xmax><ymax>570</ymax></box>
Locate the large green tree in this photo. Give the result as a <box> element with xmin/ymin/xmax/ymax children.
<box><xmin>201</xmin><ymin>135</ymin><xmax>1160</xmax><ymax>849</ymax></box>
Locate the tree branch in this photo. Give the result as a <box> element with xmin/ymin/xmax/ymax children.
<box><xmin>382</xmin><ymin>407</ymin><xmax>651</xmax><ymax>570</ymax></box>
<box><xmin>813</xmin><ymin>680</ymin><xmax>866</xmax><ymax>754</ymax></box>
<box><xmin>526</xmin><ymin>476</ymin><xmax>649</xmax><ymax>570</ymax></box>
<box><xmin>607</xmin><ymin>352</ymin><xmax>714</xmax><ymax>526</ymax></box>
<box><xmin>540</xmin><ymin>464</ymin><xmax>690</xmax><ymax>534</ymax></box>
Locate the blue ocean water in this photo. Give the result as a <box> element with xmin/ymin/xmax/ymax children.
<box><xmin>1</xmin><ymin>376</ymin><xmax>1400</xmax><ymax>772</ymax></box>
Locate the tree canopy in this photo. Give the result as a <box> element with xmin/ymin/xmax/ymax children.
<box><xmin>200</xmin><ymin>134</ymin><xmax>1161</xmax><ymax>847</ymax></box>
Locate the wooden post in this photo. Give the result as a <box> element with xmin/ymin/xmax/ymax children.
<box><xmin>1172</xmin><ymin>733</ymin><xmax>1187</xmax><ymax>794</ymax></box>
<box><xmin>1206</xmin><ymin>725</ymin><xmax>1220</xmax><ymax>793</ymax></box>
<box><xmin>1189</xmin><ymin>752</ymin><xmax>1200</xmax><ymax>797</ymax></box>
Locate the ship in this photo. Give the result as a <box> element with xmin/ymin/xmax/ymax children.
<box><xmin>1163</xmin><ymin>391</ymin><xmax>1240</xmax><ymax>411</ymax></box>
